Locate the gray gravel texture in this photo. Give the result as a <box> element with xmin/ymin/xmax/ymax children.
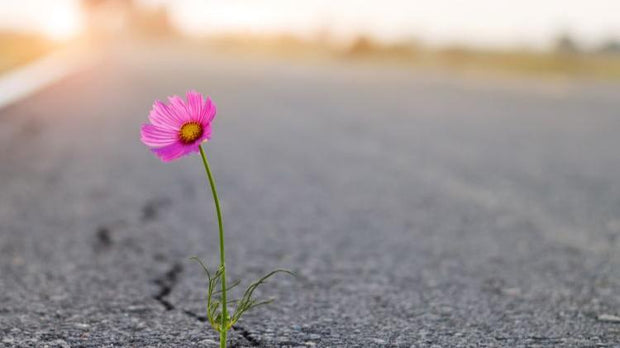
<box><xmin>1</xmin><ymin>44</ymin><xmax>620</xmax><ymax>347</ymax></box>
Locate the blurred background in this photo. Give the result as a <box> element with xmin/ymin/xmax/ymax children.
<box><xmin>1</xmin><ymin>1</ymin><xmax>620</xmax><ymax>346</ymax></box>
<box><xmin>2</xmin><ymin>0</ymin><xmax>620</xmax><ymax>78</ymax></box>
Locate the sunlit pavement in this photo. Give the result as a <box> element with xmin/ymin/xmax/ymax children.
<box><xmin>1</xmin><ymin>44</ymin><xmax>620</xmax><ymax>347</ymax></box>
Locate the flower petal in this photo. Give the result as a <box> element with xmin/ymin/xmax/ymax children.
<box><xmin>186</xmin><ymin>90</ymin><xmax>204</xmax><ymax>121</ymax></box>
<box><xmin>140</xmin><ymin>124</ymin><xmax>178</xmax><ymax>147</ymax></box>
<box><xmin>201</xmin><ymin>96</ymin><xmax>217</xmax><ymax>124</ymax></box>
<box><xmin>168</xmin><ymin>95</ymin><xmax>192</xmax><ymax>123</ymax></box>
<box><xmin>151</xmin><ymin>142</ymin><xmax>198</xmax><ymax>162</ymax></box>
<box><xmin>199</xmin><ymin>123</ymin><xmax>212</xmax><ymax>142</ymax></box>
<box><xmin>148</xmin><ymin>101</ymin><xmax>182</xmax><ymax>130</ymax></box>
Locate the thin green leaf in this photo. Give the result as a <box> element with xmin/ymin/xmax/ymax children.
<box><xmin>189</xmin><ymin>256</ymin><xmax>212</xmax><ymax>280</ymax></box>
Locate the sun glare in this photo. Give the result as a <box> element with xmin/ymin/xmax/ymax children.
<box><xmin>43</xmin><ymin>5</ymin><xmax>82</xmax><ymax>41</ymax></box>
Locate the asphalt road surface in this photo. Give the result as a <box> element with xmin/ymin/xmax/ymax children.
<box><xmin>1</xmin><ymin>44</ymin><xmax>619</xmax><ymax>347</ymax></box>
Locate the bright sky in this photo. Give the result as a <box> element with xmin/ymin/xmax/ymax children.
<box><xmin>0</xmin><ymin>0</ymin><xmax>82</xmax><ymax>40</ymax></box>
<box><xmin>1</xmin><ymin>0</ymin><xmax>619</xmax><ymax>48</ymax></box>
<box><xmin>168</xmin><ymin>0</ymin><xmax>620</xmax><ymax>49</ymax></box>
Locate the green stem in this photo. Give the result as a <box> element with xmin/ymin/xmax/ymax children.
<box><xmin>199</xmin><ymin>145</ymin><xmax>227</xmax><ymax>348</ymax></box>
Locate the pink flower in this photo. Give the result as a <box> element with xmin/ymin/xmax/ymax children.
<box><xmin>141</xmin><ymin>90</ymin><xmax>216</xmax><ymax>162</ymax></box>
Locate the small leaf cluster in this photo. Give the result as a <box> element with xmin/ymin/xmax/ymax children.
<box><xmin>190</xmin><ymin>257</ymin><xmax>294</xmax><ymax>333</ymax></box>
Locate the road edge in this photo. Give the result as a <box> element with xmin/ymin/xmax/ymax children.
<box><xmin>0</xmin><ymin>48</ymin><xmax>93</xmax><ymax>110</ymax></box>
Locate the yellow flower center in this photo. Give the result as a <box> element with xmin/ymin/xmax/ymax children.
<box><xmin>179</xmin><ymin>122</ymin><xmax>203</xmax><ymax>144</ymax></box>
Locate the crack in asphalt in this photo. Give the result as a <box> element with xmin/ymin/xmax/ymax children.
<box><xmin>152</xmin><ymin>262</ymin><xmax>183</xmax><ymax>311</ymax></box>
<box><xmin>183</xmin><ymin>310</ymin><xmax>207</xmax><ymax>322</ymax></box>
<box><xmin>93</xmin><ymin>220</ymin><xmax>129</xmax><ymax>253</ymax></box>
<box><xmin>233</xmin><ymin>326</ymin><xmax>261</xmax><ymax>347</ymax></box>
<box><xmin>89</xmin><ymin>196</ymin><xmax>266</xmax><ymax>344</ymax></box>
<box><xmin>95</xmin><ymin>226</ymin><xmax>113</xmax><ymax>249</ymax></box>
<box><xmin>141</xmin><ymin>197</ymin><xmax>172</xmax><ymax>222</ymax></box>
